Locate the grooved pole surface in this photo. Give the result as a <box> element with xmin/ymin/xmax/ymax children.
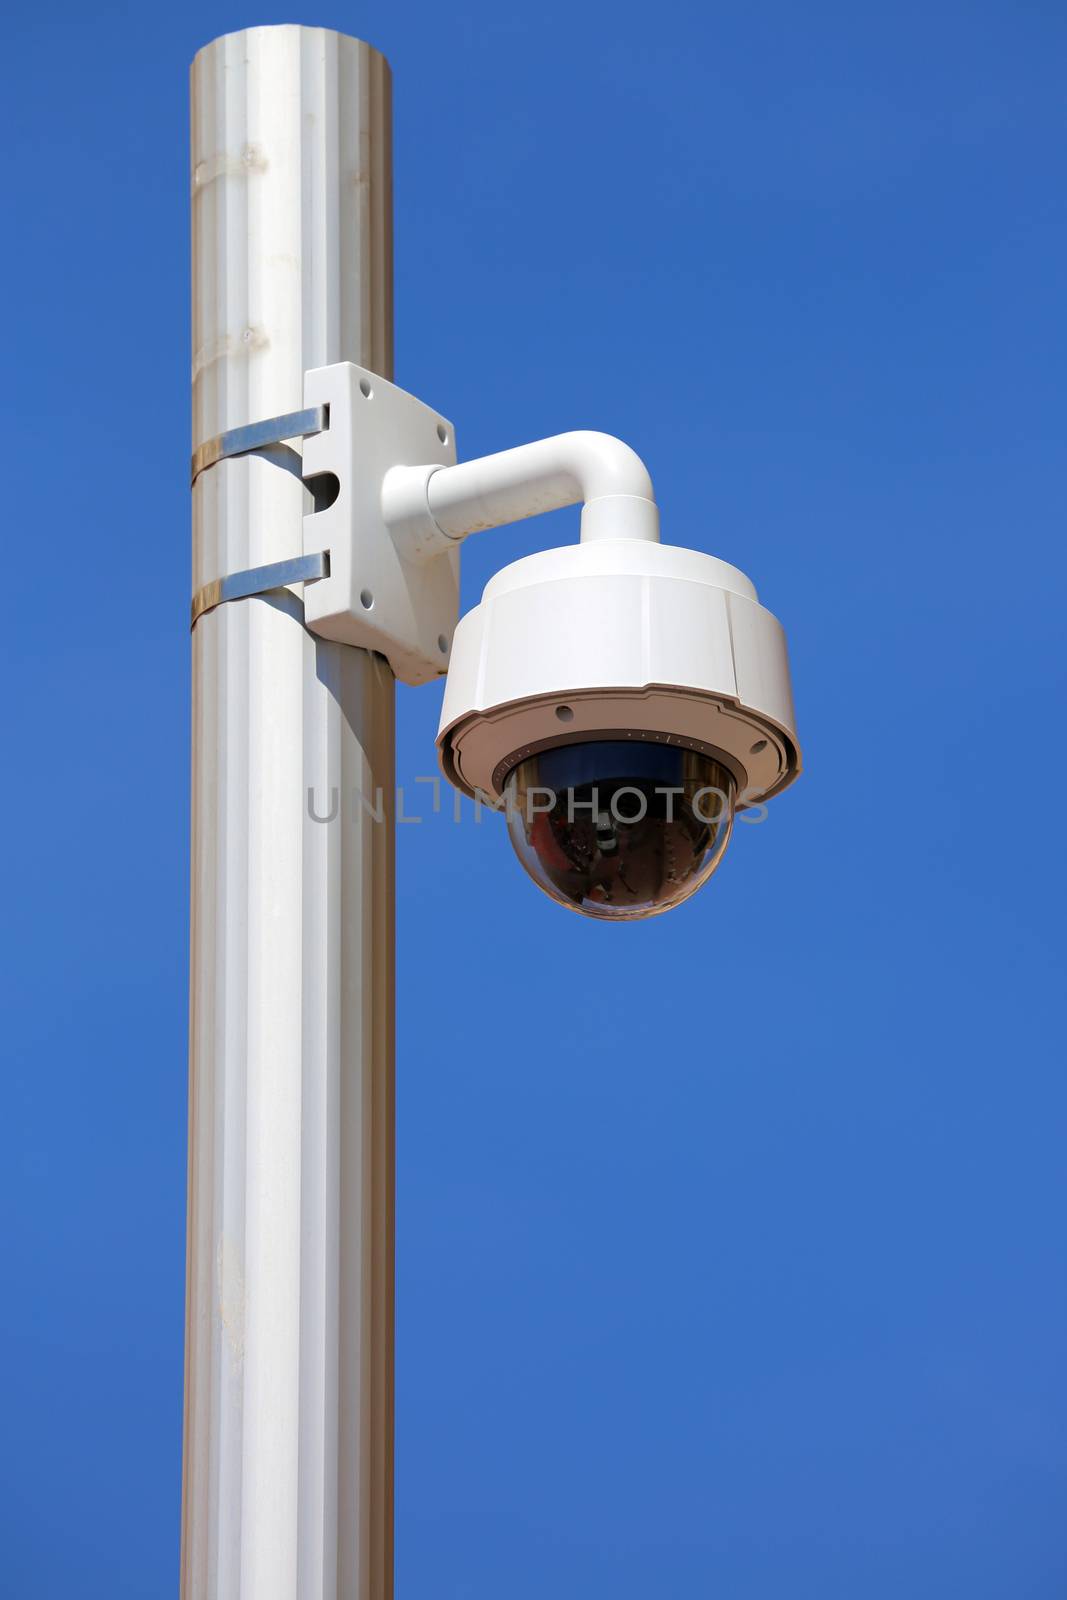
<box><xmin>186</xmin><ymin>27</ymin><xmax>395</xmax><ymax>1599</ymax></box>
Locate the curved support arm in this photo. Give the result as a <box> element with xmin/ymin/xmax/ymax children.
<box><xmin>382</xmin><ymin>430</ymin><xmax>659</xmax><ymax>564</ymax></box>
<box><xmin>428</xmin><ymin>431</ymin><xmax>657</xmax><ymax>538</ymax></box>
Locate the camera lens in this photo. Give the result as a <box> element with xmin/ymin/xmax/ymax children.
<box><xmin>503</xmin><ymin>740</ymin><xmax>735</xmax><ymax>919</ymax></box>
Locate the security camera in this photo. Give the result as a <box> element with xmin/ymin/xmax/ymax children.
<box><xmin>381</xmin><ymin>414</ymin><xmax>801</xmax><ymax>921</ymax></box>
<box><xmin>435</xmin><ymin>534</ymin><xmax>798</xmax><ymax>920</ymax></box>
<box><xmin>194</xmin><ymin>364</ymin><xmax>801</xmax><ymax>919</ymax></box>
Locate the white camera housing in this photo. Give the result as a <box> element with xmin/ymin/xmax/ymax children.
<box><xmin>191</xmin><ymin>362</ymin><xmax>802</xmax><ymax>918</ymax></box>
<box><xmin>437</xmin><ymin>536</ymin><xmax>798</xmax><ymax>809</ymax></box>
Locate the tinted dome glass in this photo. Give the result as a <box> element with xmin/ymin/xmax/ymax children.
<box><xmin>503</xmin><ymin>740</ymin><xmax>735</xmax><ymax>920</ymax></box>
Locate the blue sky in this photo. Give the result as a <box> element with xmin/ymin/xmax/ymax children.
<box><xmin>1</xmin><ymin>2</ymin><xmax>1064</xmax><ymax>1594</ymax></box>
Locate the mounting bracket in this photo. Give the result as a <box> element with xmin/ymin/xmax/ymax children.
<box><xmin>301</xmin><ymin>363</ymin><xmax>458</xmax><ymax>684</ymax></box>
<box><xmin>190</xmin><ymin>362</ymin><xmax>458</xmax><ymax>686</ymax></box>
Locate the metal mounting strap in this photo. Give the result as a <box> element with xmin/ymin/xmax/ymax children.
<box><xmin>190</xmin><ymin>405</ymin><xmax>329</xmax><ymax>485</ymax></box>
<box><xmin>190</xmin><ymin>551</ymin><xmax>330</xmax><ymax>627</ymax></box>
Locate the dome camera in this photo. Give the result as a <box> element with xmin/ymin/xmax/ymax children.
<box><xmin>435</xmin><ymin>533</ymin><xmax>799</xmax><ymax>920</ymax></box>
<box><xmin>202</xmin><ymin>366</ymin><xmax>802</xmax><ymax>921</ymax></box>
<box><xmin>382</xmin><ymin>420</ymin><xmax>799</xmax><ymax>921</ymax></box>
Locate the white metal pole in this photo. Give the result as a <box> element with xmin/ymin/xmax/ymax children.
<box><xmin>185</xmin><ymin>27</ymin><xmax>395</xmax><ymax>1599</ymax></box>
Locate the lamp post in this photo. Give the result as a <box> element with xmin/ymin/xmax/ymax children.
<box><xmin>185</xmin><ymin>28</ymin><xmax>395</xmax><ymax>1599</ymax></box>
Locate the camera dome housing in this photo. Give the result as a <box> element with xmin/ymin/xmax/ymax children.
<box><xmin>504</xmin><ymin>740</ymin><xmax>736</xmax><ymax>919</ymax></box>
<box><xmin>437</xmin><ymin>536</ymin><xmax>800</xmax><ymax>918</ymax></box>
